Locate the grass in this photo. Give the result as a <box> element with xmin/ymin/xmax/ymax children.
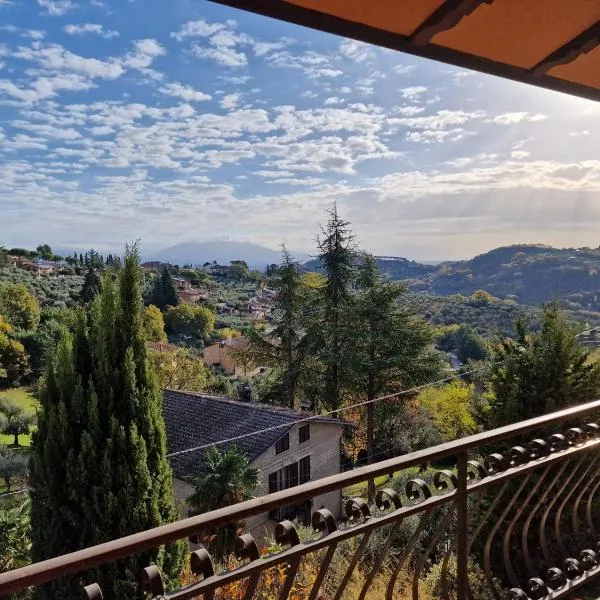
<box><xmin>0</xmin><ymin>386</ymin><xmax>38</xmax><ymax>447</ymax></box>
<box><xmin>344</xmin><ymin>474</ymin><xmax>393</xmax><ymax>498</ymax></box>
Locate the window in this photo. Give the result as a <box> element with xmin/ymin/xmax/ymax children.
<box><xmin>275</xmin><ymin>432</ymin><xmax>290</xmax><ymax>454</ymax></box>
<box><xmin>299</xmin><ymin>424</ymin><xmax>310</xmax><ymax>443</ymax></box>
<box><xmin>299</xmin><ymin>456</ymin><xmax>311</xmax><ymax>484</ymax></box>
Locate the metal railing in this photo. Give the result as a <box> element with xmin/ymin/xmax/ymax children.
<box><xmin>4</xmin><ymin>399</ymin><xmax>600</xmax><ymax>599</ymax></box>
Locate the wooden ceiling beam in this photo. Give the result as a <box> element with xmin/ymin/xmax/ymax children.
<box><xmin>531</xmin><ymin>21</ymin><xmax>600</xmax><ymax>76</ymax></box>
<box><xmin>410</xmin><ymin>0</ymin><xmax>494</xmax><ymax>47</ymax></box>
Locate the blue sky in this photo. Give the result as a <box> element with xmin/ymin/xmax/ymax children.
<box><xmin>1</xmin><ymin>0</ymin><xmax>600</xmax><ymax>260</ymax></box>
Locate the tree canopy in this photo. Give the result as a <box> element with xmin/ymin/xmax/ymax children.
<box><xmin>30</xmin><ymin>245</ymin><xmax>184</xmax><ymax>598</ymax></box>
<box><xmin>0</xmin><ymin>283</ymin><xmax>41</xmax><ymax>331</ymax></box>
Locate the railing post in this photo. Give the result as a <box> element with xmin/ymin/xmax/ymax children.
<box><xmin>456</xmin><ymin>452</ymin><xmax>469</xmax><ymax>600</ymax></box>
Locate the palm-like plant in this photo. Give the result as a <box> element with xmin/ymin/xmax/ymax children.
<box><xmin>0</xmin><ymin>500</ymin><xmax>31</xmax><ymax>573</ymax></box>
<box><xmin>188</xmin><ymin>446</ymin><xmax>258</xmax><ymax>556</ymax></box>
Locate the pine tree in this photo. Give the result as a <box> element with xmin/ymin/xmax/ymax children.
<box><xmin>30</xmin><ymin>245</ymin><xmax>185</xmax><ymax>599</ymax></box>
<box><xmin>245</xmin><ymin>247</ymin><xmax>313</xmax><ymax>409</ymax></box>
<box><xmin>151</xmin><ymin>268</ymin><xmax>179</xmax><ymax>310</ymax></box>
<box><xmin>316</xmin><ymin>204</ymin><xmax>356</xmax><ymax>415</ymax></box>
<box><xmin>350</xmin><ymin>255</ymin><xmax>444</xmax><ymax>499</ymax></box>
<box><xmin>489</xmin><ymin>300</ymin><xmax>600</xmax><ymax>426</ymax></box>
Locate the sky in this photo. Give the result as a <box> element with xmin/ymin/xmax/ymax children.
<box><xmin>1</xmin><ymin>1</ymin><xmax>600</xmax><ymax>261</ymax></box>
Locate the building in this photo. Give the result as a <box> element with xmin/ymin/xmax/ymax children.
<box><xmin>8</xmin><ymin>256</ymin><xmax>57</xmax><ymax>275</ymax></box>
<box><xmin>178</xmin><ymin>288</ymin><xmax>207</xmax><ymax>304</ymax></box>
<box><xmin>203</xmin><ymin>336</ymin><xmax>249</xmax><ymax>375</ymax></box>
<box><xmin>162</xmin><ymin>390</ymin><xmax>344</xmax><ymax>539</ymax></box>
<box><xmin>145</xmin><ymin>341</ymin><xmax>180</xmax><ymax>354</ymax></box>
<box><xmin>172</xmin><ymin>277</ymin><xmax>191</xmax><ymax>290</ymax></box>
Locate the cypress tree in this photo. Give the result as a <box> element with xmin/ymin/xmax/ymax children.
<box><xmin>30</xmin><ymin>245</ymin><xmax>185</xmax><ymax>599</ymax></box>
<box><xmin>79</xmin><ymin>267</ymin><xmax>102</xmax><ymax>304</ymax></box>
<box><xmin>151</xmin><ymin>268</ymin><xmax>179</xmax><ymax>310</ymax></box>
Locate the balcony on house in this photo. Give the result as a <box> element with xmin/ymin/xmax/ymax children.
<box><xmin>3</xmin><ymin>399</ymin><xmax>600</xmax><ymax>599</ymax></box>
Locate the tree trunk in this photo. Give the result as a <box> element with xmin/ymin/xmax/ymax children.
<box><xmin>13</xmin><ymin>433</ymin><xmax>19</xmax><ymax>447</ymax></box>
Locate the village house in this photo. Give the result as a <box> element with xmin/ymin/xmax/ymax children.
<box><xmin>8</xmin><ymin>255</ymin><xmax>57</xmax><ymax>275</ymax></box>
<box><xmin>203</xmin><ymin>336</ymin><xmax>249</xmax><ymax>375</ymax></box>
<box><xmin>162</xmin><ymin>390</ymin><xmax>344</xmax><ymax>539</ymax></box>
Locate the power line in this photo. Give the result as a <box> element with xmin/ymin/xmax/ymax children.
<box><xmin>165</xmin><ymin>364</ymin><xmax>490</xmax><ymax>459</ymax></box>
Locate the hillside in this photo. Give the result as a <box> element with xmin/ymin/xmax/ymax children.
<box><xmin>419</xmin><ymin>245</ymin><xmax>600</xmax><ymax>308</ymax></box>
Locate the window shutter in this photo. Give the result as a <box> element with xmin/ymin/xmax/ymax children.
<box><xmin>290</xmin><ymin>462</ymin><xmax>299</xmax><ymax>488</ymax></box>
<box><xmin>269</xmin><ymin>472</ymin><xmax>278</xmax><ymax>494</ymax></box>
<box><xmin>299</xmin><ymin>456</ymin><xmax>311</xmax><ymax>484</ymax></box>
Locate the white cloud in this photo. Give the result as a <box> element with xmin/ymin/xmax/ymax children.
<box><xmin>0</xmin><ymin>73</ymin><xmax>93</xmax><ymax>102</ymax></box>
<box><xmin>159</xmin><ymin>82</ymin><xmax>211</xmax><ymax>102</ymax></box>
<box><xmin>220</xmin><ymin>93</ymin><xmax>240</xmax><ymax>109</ymax></box>
<box><xmin>510</xmin><ymin>150</ymin><xmax>530</xmax><ymax>159</ymax></box>
<box><xmin>392</xmin><ymin>64</ymin><xmax>415</xmax><ymax>75</ymax></box>
<box><xmin>122</xmin><ymin>38</ymin><xmax>165</xmax><ymax>70</ymax></box>
<box><xmin>339</xmin><ymin>39</ymin><xmax>375</xmax><ymax>63</ymax></box>
<box><xmin>37</xmin><ymin>0</ymin><xmax>76</xmax><ymax>16</ymax></box>
<box><xmin>324</xmin><ymin>97</ymin><xmax>343</xmax><ymax>105</ymax></box>
<box><xmin>253</xmin><ymin>41</ymin><xmax>286</xmax><ymax>57</ymax></box>
<box><xmin>400</xmin><ymin>86</ymin><xmax>427</xmax><ymax>100</ymax></box>
<box><xmin>266</xmin><ymin>50</ymin><xmax>342</xmax><ymax>78</ymax></box>
<box><xmin>492</xmin><ymin>112</ymin><xmax>547</xmax><ymax>125</ymax></box>
<box><xmin>192</xmin><ymin>43</ymin><xmax>247</xmax><ymax>67</ymax></box>
<box><xmin>570</xmin><ymin>130</ymin><xmax>591</xmax><ymax>137</ymax></box>
<box><xmin>64</xmin><ymin>23</ymin><xmax>119</xmax><ymax>39</ymax></box>
<box><xmin>170</xmin><ymin>20</ymin><xmax>226</xmax><ymax>42</ymax></box>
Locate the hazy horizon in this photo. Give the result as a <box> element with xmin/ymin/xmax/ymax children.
<box><xmin>1</xmin><ymin>1</ymin><xmax>600</xmax><ymax>261</ymax></box>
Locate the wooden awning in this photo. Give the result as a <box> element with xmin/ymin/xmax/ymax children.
<box><xmin>211</xmin><ymin>0</ymin><xmax>600</xmax><ymax>102</ymax></box>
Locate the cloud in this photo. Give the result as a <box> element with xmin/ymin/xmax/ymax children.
<box><xmin>399</xmin><ymin>86</ymin><xmax>427</xmax><ymax>100</ymax></box>
<box><xmin>159</xmin><ymin>82</ymin><xmax>210</xmax><ymax>102</ymax></box>
<box><xmin>339</xmin><ymin>39</ymin><xmax>375</xmax><ymax>63</ymax></box>
<box><xmin>170</xmin><ymin>19</ymin><xmax>226</xmax><ymax>42</ymax></box>
<box><xmin>122</xmin><ymin>38</ymin><xmax>166</xmax><ymax>70</ymax></box>
<box><xmin>220</xmin><ymin>93</ymin><xmax>240</xmax><ymax>109</ymax></box>
<box><xmin>192</xmin><ymin>43</ymin><xmax>247</xmax><ymax>67</ymax></box>
<box><xmin>64</xmin><ymin>23</ymin><xmax>119</xmax><ymax>39</ymax></box>
<box><xmin>392</xmin><ymin>64</ymin><xmax>415</xmax><ymax>75</ymax></box>
<box><xmin>37</xmin><ymin>0</ymin><xmax>76</xmax><ymax>16</ymax></box>
<box><xmin>266</xmin><ymin>50</ymin><xmax>342</xmax><ymax>78</ymax></box>
<box><xmin>492</xmin><ymin>112</ymin><xmax>548</xmax><ymax>125</ymax></box>
<box><xmin>0</xmin><ymin>73</ymin><xmax>94</xmax><ymax>102</ymax></box>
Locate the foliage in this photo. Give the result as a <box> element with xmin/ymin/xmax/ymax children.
<box><xmin>79</xmin><ymin>267</ymin><xmax>102</xmax><ymax>304</ymax></box>
<box><xmin>29</xmin><ymin>246</ymin><xmax>185</xmax><ymax>599</ymax></box>
<box><xmin>314</xmin><ymin>204</ymin><xmax>356</xmax><ymax>413</ymax></box>
<box><xmin>35</xmin><ymin>245</ymin><xmax>53</xmax><ymax>261</ymax></box>
<box><xmin>0</xmin><ymin>328</ymin><xmax>30</xmax><ymax>387</ymax></box>
<box><xmin>188</xmin><ymin>446</ymin><xmax>258</xmax><ymax>556</ymax></box>
<box><xmin>244</xmin><ymin>248</ymin><xmax>314</xmax><ymax>409</ymax></box>
<box><xmin>0</xmin><ymin>447</ymin><xmax>29</xmax><ymax>491</ymax></box>
<box><xmin>0</xmin><ymin>500</ymin><xmax>31</xmax><ymax>573</ymax></box>
<box><xmin>0</xmin><ymin>398</ymin><xmax>35</xmax><ymax>446</ymax></box>
<box><xmin>143</xmin><ymin>304</ymin><xmax>168</xmax><ymax>342</ymax></box>
<box><xmin>213</xmin><ymin>327</ymin><xmax>241</xmax><ymax>340</ymax></box>
<box><xmin>0</xmin><ymin>283</ymin><xmax>41</xmax><ymax>331</ymax></box>
<box><xmin>489</xmin><ymin>301</ymin><xmax>600</xmax><ymax>426</ymax></box>
<box><xmin>418</xmin><ymin>381</ymin><xmax>481</xmax><ymax>441</ymax></box>
<box><xmin>20</xmin><ymin>318</ymin><xmax>67</xmax><ymax>376</ymax></box>
<box><xmin>0</xmin><ymin>267</ymin><xmax>84</xmax><ymax>309</ymax></box>
<box><xmin>165</xmin><ymin>303</ymin><xmax>216</xmax><ymax>343</ymax></box>
<box><xmin>455</xmin><ymin>325</ymin><xmax>488</xmax><ymax>363</ymax></box>
<box><xmin>148</xmin><ymin>348</ymin><xmax>210</xmax><ymax>391</ymax></box>
<box><xmin>229</xmin><ymin>260</ymin><xmax>249</xmax><ymax>280</ymax></box>
<box><xmin>151</xmin><ymin>267</ymin><xmax>179</xmax><ymax>310</ymax></box>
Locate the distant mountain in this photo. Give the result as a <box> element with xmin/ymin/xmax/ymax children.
<box><xmin>148</xmin><ymin>241</ymin><xmax>302</xmax><ymax>269</ymax></box>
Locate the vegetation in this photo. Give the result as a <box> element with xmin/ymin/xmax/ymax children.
<box><xmin>165</xmin><ymin>303</ymin><xmax>216</xmax><ymax>344</ymax></box>
<box><xmin>0</xmin><ymin>284</ymin><xmax>41</xmax><ymax>331</ymax></box>
<box><xmin>29</xmin><ymin>246</ymin><xmax>185</xmax><ymax>599</ymax></box>
<box><xmin>489</xmin><ymin>300</ymin><xmax>600</xmax><ymax>426</ymax></box>
<box><xmin>0</xmin><ymin>500</ymin><xmax>31</xmax><ymax>573</ymax></box>
<box><xmin>0</xmin><ymin>398</ymin><xmax>35</xmax><ymax>446</ymax></box>
<box><xmin>148</xmin><ymin>348</ymin><xmax>211</xmax><ymax>391</ymax></box>
<box><xmin>188</xmin><ymin>446</ymin><xmax>258</xmax><ymax>556</ymax></box>
<box><xmin>143</xmin><ymin>304</ymin><xmax>168</xmax><ymax>342</ymax></box>
<box><xmin>151</xmin><ymin>267</ymin><xmax>179</xmax><ymax>310</ymax></box>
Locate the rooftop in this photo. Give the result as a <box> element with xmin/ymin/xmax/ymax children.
<box><xmin>162</xmin><ymin>390</ymin><xmax>344</xmax><ymax>478</ymax></box>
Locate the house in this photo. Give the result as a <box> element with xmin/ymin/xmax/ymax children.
<box><xmin>178</xmin><ymin>288</ymin><xmax>207</xmax><ymax>305</ymax></box>
<box><xmin>8</xmin><ymin>256</ymin><xmax>57</xmax><ymax>275</ymax></box>
<box><xmin>172</xmin><ymin>277</ymin><xmax>191</xmax><ymax>290</ymax></box>
<box><xmin>203</xmin><ymin>336</ymin><xmax>249</xmax><ymax>375</ymax></box>
<box><xmin>145</xmin><ymin>341</ymin><xmax>180</xmax><ymax>354</ymax></box>
<box><xmin>162</xmin><ymin>390</ymin><xmax>344</xmax><ymax>539</ymax></box>
<box><xmin>141</xmin><ymin>261</ymin><xmax>167</xmax><ymax>272</ymax></box>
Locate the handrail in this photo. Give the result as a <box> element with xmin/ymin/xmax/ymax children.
<box><xmin>2</xmin><ymin>398</ymin><xmax>600</xmax><ymax>595</ymax></box>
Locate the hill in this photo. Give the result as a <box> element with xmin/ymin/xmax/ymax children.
<box><xmin>303</xmin><ymin>255</ymin><xmax>436</xmax><ymax>280</ymax></box>
<box><xmin>149</xmin><ymin>241</ymin><xmax>292</xmax><ymax>269</ymax></box>
<box><xmin>419</xmin><ymin>245</ymin><xmax>600</xmax><ymax>308</ymax></box>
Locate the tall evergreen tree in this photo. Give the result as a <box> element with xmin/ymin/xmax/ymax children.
<box><xmin>79</xmin><ymin>267</ymin><xmax>102</xmax><ymax>304</ymax></box>
<box><xmin>316</xmin><ymin>204</ymin><xmax>356</xmax><ymax>415</ymax></box>
<box><xmin>489</xmin><ymin>300</ymin><xmax>600</xmax><ymax>426</ymax></box>
<box><xmin>151</xmin><ymin>268</ymin><xmax>179</xmax><ymax>310</ymax></box>
<box><xmin>245</xmin><ymin>247</ymin><xmax>313</xmax><ymax>409</ymax></box>
<box><xmin>350</xmin><ymin>255</ymin><xmax>444</xmax><ymax>499</ymax></box>
<box><xmin>30</xmin><ymin>246</ymin><xmax>185</xmax><ymax>599</ymax></box>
